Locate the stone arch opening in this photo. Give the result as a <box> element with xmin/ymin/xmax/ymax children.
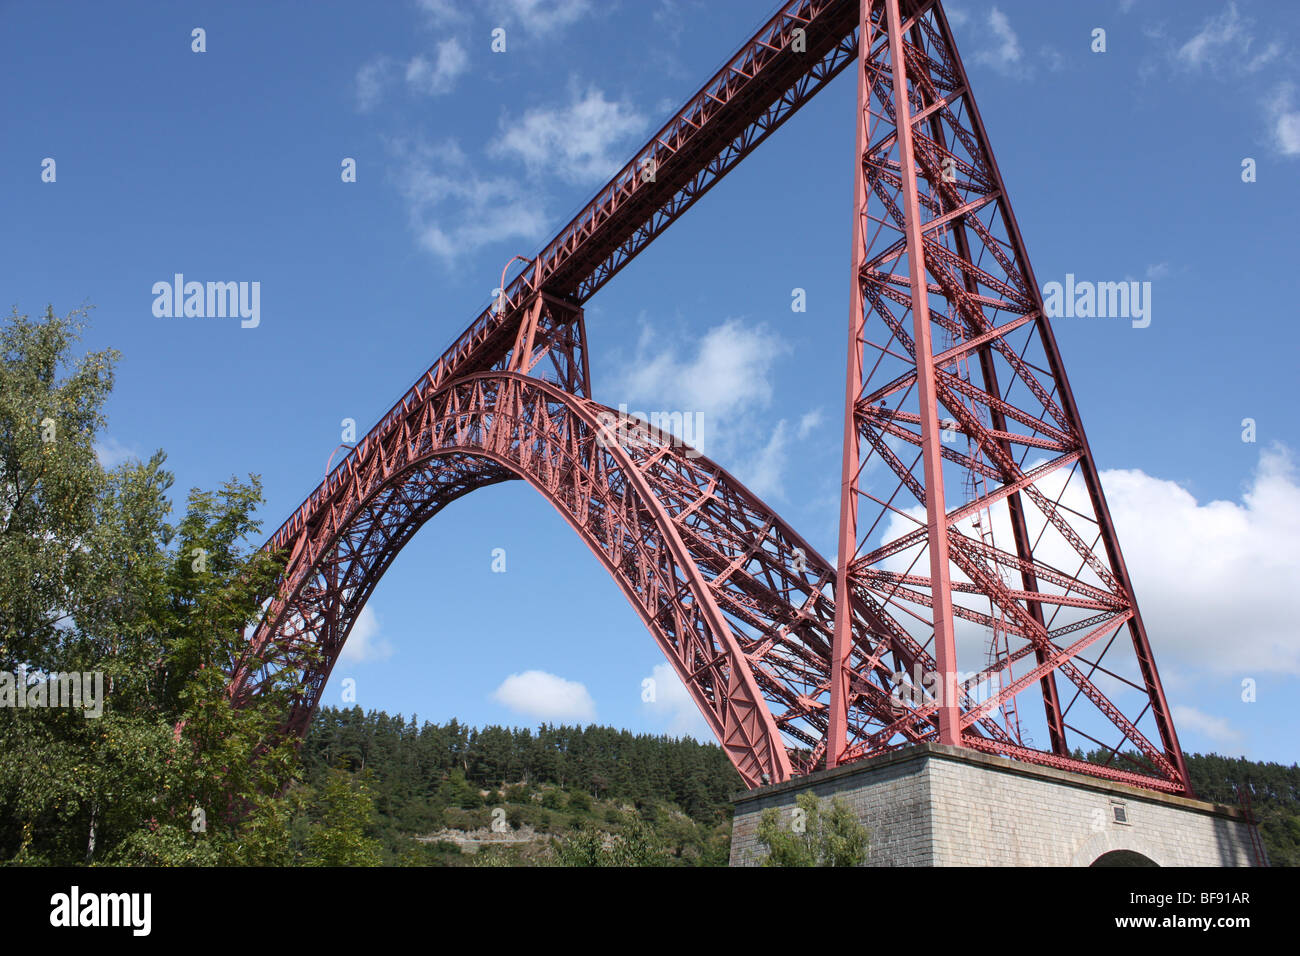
<box><xmin>1091</xmin><ymin>849</ymin><xmax>1159</xmax><ymax>867</ymax></box>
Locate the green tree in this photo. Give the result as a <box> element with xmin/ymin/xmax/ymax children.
<box><xmin>756</xmin><ymin>792</ymin><xmax>869</xmax><ymax>867</ymax></box>
<box><xmin>302</xmin><ymin>769</ymin><xmax>384</xmax><ymax>866</ymax></box>
<box><xmin>0</xmin><ymin>306</ymin><xmax>300</xmax><ymax>865</ymax></box>
<box><xmin>437</xmin><ymin>769</ymin><xmax>481</xmax><ymax>810</ymax></box>
<box><xmin>551</xmin><ymin>814</ymin><xmax>664</xmax><ymax>867</ymax></box>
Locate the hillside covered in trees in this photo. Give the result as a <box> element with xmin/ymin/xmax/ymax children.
<box><xmin>300</xmin><ymin>707</ymin><xmax>1300</xmax><ymax>867</ymax></box>
<box><xmin>1184</xmin><ymin>752</ymin><xmax>1300</xmax><ymax>866</ymax></box>
<box><xmin>297</xmin><ymin>707</ymin><xmax>743</xmax><ymax>865</ymax></box>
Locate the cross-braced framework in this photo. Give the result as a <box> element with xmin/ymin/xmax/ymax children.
<box><xmin>828</xmin><ymin>0</ymin><xmax>1188</xmax><ymax>792</ymax></box>
<box><xmin>230</xmin><ymin>0</ymin><xmax>1192</xmax><ymax>796</ymax></box>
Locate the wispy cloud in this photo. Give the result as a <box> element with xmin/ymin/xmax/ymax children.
<box><xmin>93</xmin><ymin>436</ymin><xmax>138</xmax><ymax>469</ymax></box>
<box><xmin>1141</xmin><ymin>4</ymin><xmax>1294</xmax><ymax>159</ymax></box>
<box><xmin>618</xmin><ymin>318</ymin><xmax>786</xmax><ymax>427</ymax></box>
<box><xmin>491</xmin><ymin>84</ymin><xmax>648</xmax><ymax>185</ymax></box>
<box><xmin>974</xmin><ymin>7</ymin><xmax>1026</xmax><ymax>77</ymax></box>
<box><xmin>797</xmin><ymin>408</ymin><xmax>823</xmax><ymax>440</ymax></box>
<box><xmin>354</xmin><ymin>38</ymin><xmax>469</xmax><ymax>111</ymax></box>
<box><xmin>416</xmin><ymin>0</ymin><xmax>468</xmax><ymax>24</ymax></box>
<box><xmin>641</xmin><ymin>662</ymin><xmax>711</xmax><ymax>739</ymax></box>
<box><xmin>1172</xmin><ymin>705</ymin><xmax>1244</xmax><ymax>750</ymax></box>
<box><xmin>404</xmin><ymin>38</ymin><xmax>469</xmax><ymax>96</ymax></box>
<box><xmin>338</xmin><ymin>605</ymin><xmax>395</xmax><ymax>664</ymax></box>
<box><xmin>742</xmin><ymin>421</ymin><xmax>791</xmax><ymax>500</ymax></box>
<box><xmin>1267</xmin><ymin>83</ymin><xmax>1300</xmax><ymax>157</ymax></box>
<box><xmin>418</xmin><ymin>0</ymin><xmax>591</xmax><ymax>37</ymax></box>
<box><xmin>1174</xmin><ymin>2</ymin><xmax>1283</xmax><ymax>75</ymax></box>
<box><xmin>384</xmin><ymin>81</ymin><xmax>644</xmax><ymax>262</ymax></box>
<box><xmin>355</xmin><ymin>56</ymin><xmax>393</xmax><ymax>112</ymax></box>
<box><xmin>390</xmin><ymin>138</ymin><xmax>550</xmax><ymax>262</ymax></box>
<box><xmin>486</xmin><ymin>0</ymin><xmax>592</xmax><ymax>36</ymax></box>
<box><xmin>610</xmin><ymin>317</ymin><xmax>807</xmax><ymax>497</ymax></box>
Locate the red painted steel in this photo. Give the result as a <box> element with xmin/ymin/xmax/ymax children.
<box><xmin>828</xmin><ymin>0</ymin><xmax>1189</xmax><ymax>792</ymax></box>
<box><xmin>231</xmin><ymin>0</ymin><xmax>1192</xmax><ymax>796</ymax></box>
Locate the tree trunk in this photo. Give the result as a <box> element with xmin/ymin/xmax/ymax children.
<box><xmin>85</xmin><ymin>803</ymin><xmax>97</xmax><ymax>864</ymax></box>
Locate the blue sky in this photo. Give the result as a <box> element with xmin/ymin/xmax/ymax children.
<box><xmin>3</xmin><ymin>0</ymin><xmax>1298</xmax><ymax>765</ymax></box>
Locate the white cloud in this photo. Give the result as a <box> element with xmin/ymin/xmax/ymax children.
<box><xmin>93</xmin><ymin>436</ymin><xmax>137</xmax><ymax>468</ymax></box>
<box><xmin>610</xmin><ymin>317</ymin><xmax>802</xmax><ymax>495</ymax></box>
<box><xmin>797</xmin><ymin>408</ymin><xmax>823</xmax><ymax>440</ymax></box>
<box><xmin>405</xmin><ymin>38</ymin><xmax>469</xmax><ymax>96</ymax></box>
<box><xmin>1267</xmin><ymin>84</ymin><xmax>1300</xmax><ymax>157</ymax></box>
<box><xmin>416</xmin><ymin>0</ymin><xmax>467</xmax><ymax>23</ymax></box>
<box><xmin>1172</xmin><ymin>705</ymin><xmax>1244</xmax><ymax>749</ymax></box>
<box><xmin>1177</xmin><ymin>6</ymin><xmax>1241</xmax><ymax>68</ymax></box>
<box><xmin>1145</xmin><ymin>262</ymin><xmax>1171</xmax><ymax>280</ymax></box>
<box><xmin>974</xmin><ymin>7</ymin><xmax>1025</xmax><ymax>77</ymax></box>
<box><xmin>1102</xmin><ymin>447</ymin><xmax>1300</xmax><ymax>677</ymax></box>
<box><xmin>355</xmin><ymin>56</ymin><xmax>393</xmax><ymax>112</ymax></box>
<box><xmin>356</xmin><ymin>39</ymin><xmax>468</xmax><ymax>110</ymax></box>
<box><xmin>960</xmin><ymin>8</ymin><xmax>1066</xmax><ymax>77</ymax></box>
<box><xmin>641</xmin><ymin>662</ymin><xmax>711</xmax><ymax>740</ymax></box>
<box><xmin>338</xmin><ymin>605</ymin><xmax>394</xmax><ymax>664</ymax></box>
<box><xmin>742</xmin><ymin>420</ymin><xmax>790</xmax><ymax>500</ymax></box>
<box><xmin>620</xmin><ymin>318</ymin><xmax>786</xmax><ymax>425</ymax></box>
<box><xmin>1175</xmin><ymin>3</ymin><xmax>1281</xmax><ymax>74</ymax></box>
<box><xmin>488</xmin><ymin>0</ymin><xmax>592</xmax><ymax>36</ymax></box>
<box><xmin>385</xmin><ymin>85</ymin><xmax>643</xmax><ymax>265</ymax></box>
<box><xmin>492</xmin><ymin>670</ymin><xmax>596</xmax><ymax>721</ymax></box>
<box><xmin>879</xmin><ymin>446</ymin><xmax>1300</xmax><ymax>680</ymax></box>
<box><xmin>417</xmin><ymin>0</ymin><xmax>591</xmax><ymax>37</ymax></box>
<box><xmin>1246</xmin><ymin>41</ymin><xmax>1284</xmax><ymax>73</ymax></box>
<box><xmin>1154</xmin><ymin>6</ymin><xmax>1293</xmax><ymax>160</ymax></box>
<box><xmin>491</xmin><ymin>85</ymin><xmax>648</xmax><ymax>185</ymax></box>
<box><xmin>391</xmin><ymin>138</ymin><xmax>549</xmax><ymax>262</ymax></box>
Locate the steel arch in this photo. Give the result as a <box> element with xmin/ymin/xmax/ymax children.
<box><xmin>231</xmin><ymin>372</ymin><xmax>800</xmax><ymax>787</ymax></box>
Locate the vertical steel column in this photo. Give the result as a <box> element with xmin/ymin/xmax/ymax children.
<box><xmin>832</xmin><ymin>0</ymin><xmax>961</xmax><ymax>758</ymax></box>
<box><xmin>828</xmin><ymin>0</ymin><xmax>874</xmax><ymax>769</ymax></box>
<box><xmin>883</xmin><ymin>0</ymin><xmax>959</xmax><ymax>745</ymax></box>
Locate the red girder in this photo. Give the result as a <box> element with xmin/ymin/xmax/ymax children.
<box><xmin>265</xmin><ymin>0</ymin><xmax>861</xmax><ymax>557</ymax></box>
<box><xmin>828</xmin><ymin>0</ymin><xmax>1190</xmax><ymax>792</ymax></box>
<box><xmin>235</xmin><ymin>373</ymin><xmax>797</xmax><ymax>786</ymax></box>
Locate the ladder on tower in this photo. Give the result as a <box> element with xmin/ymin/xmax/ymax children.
<box><xmin>939</xmin><ymin>291</ymin><xmax>1027</xmax><ymax>748</ymax></box>
<box><xmin>1235</xmin><ymin>782</ymin><xmax>1269</xmax><ymax>867</ymax></box>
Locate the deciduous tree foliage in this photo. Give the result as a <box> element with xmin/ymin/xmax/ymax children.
<box><xmin>302</xmin><ymin>769</ymin><xmax>384</xmax><ymax>867</ymax></box>
<box><xmin>756</xmin><ymin>792</ymin><xmax>869</xmax><ymax>867</ymax></box>
<box><xmin>0</xmin><ymin>307</ymin><xmax>300</xmax><ymax>865</ymax></box>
